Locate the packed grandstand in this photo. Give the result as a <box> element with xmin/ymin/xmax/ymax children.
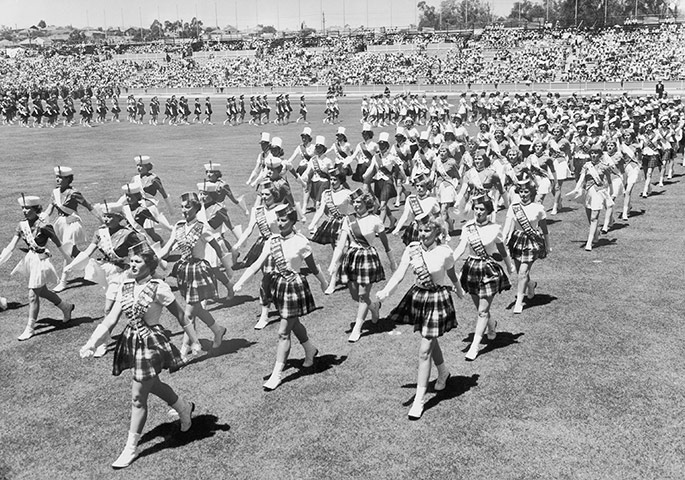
<box><xmin>1</xmin><ymin>23</ymin><xmax>685</xmax><ymax>96</ymax></box>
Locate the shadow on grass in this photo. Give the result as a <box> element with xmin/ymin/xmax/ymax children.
<box><xmin>461</xmin><ymin>331</ymin><xmax>525</xmax><ymax>358</ymax></box>
<box><xmin>2</xmin><ymin>301</ymin><xmax>26</xmax><ymax>311</ymax></box>
<box><xmin>189</xmin><ymin>338</ymin><xmax>257</xmax><ymax>366</ymax></box>
<box><xmin>606</xmin><ymin>223</ymin><xmax>628</xmax><ymax>233</ymax></box>
<box><xmin>346</xmin><ymin>315</ymin><xmax>397</xmax><ymax>339</ymax></box>
<box><xmin>505</xmin><ymin>293</ymin><xmax>557</xmax><ymax>311</ymax></box>
<box><xmin>545</xmin><ymin>219</ymin><xmax>562</xmax><ymax>226</ymax></box>
<box><xmin>265</xmin><ymin>354</ymin><xmax>349</xmax><ymax>388</ymax></box>
<box><xmin>594</xmin><ymin>238</ymin><xmax>618</xmax><ymax>248</ymax></box>
<box><xmin>647</xmin><ymin>190</ymin><xmax>664</xmax><ymax>197</ymax></box>
<box><xmin>401</xmin><ymin>374</ymin><xmax>480</xmax><ymax>412</ymax></box>
<box><xmin>31</xmin><ymin>315</ymin><xmax>102</xmax><ymax>338</ymax></box>
<box><xmin>137</xmin><ymin>414</ymin><xmax>231</xmax><ymax>460</ymax></box>
<box><xmin>628</xmin><ymin>209</ymin><xmax>646</xmax><ymax>218</ymax></box>
<box><xmin>206</xmin><ymin>295</ymin><xmax>258</xmax><ymax>312</ymax></box>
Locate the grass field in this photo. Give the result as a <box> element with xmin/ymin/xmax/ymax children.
<box><xmin>1</xmin><ymin>98</ymin><xmax>684</xmax><ymax>480</ymax></box>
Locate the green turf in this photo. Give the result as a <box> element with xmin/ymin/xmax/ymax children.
<box><xmin>1</xmin><ymin>98</ymin><xmax>684</xmax><ymax>480</ymax></box>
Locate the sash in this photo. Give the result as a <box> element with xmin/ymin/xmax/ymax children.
<box><xmin>359</xmin><ymin>142</ymin><xmax>374</xmax><ymax>161</ymax></box>
<box><xmin>396</xmin><ymin>144</ymin><xmax>412</xmax><ymax>163</ymax></box>
<box><xmin>416</xmin><ymin>151</ymin><xmax>432</xmax><ymax>171</ymax></box>
<box><xmin>586</xmin><ymin>163</ymin><xmax>604</xmax><ymax>186</ymax></box>
<box><xmin>377</xmin><ymin>154</ymin><xmax>394</xmax><ymax>178</ymax></box>
<box><xmin>269</xmin><ymin>236</ymin><xmax>298</xmax><ymax>281</ymax></box>
<box><xmin>175</xmin><ymin>221</ymin><xmax>204</xmax><ymax>260</ymax></box>
<box><xmin>409</xmin><ymin>243</ymin><xmax>439</xmax><ymax>290</ymax></box>
<box><xmin>408</xmin><ymin>195</ymin><xmax>424</xmax><ymax>217</ymax></box>
<box><xmin>97</xmin><ymin>227</ymin><xmax>118</xmax><ymax>261</ymax></box>
<box><xmin>512</xmin><ymin>203</ymin><xmax>547</xmax><ymax>258</ymax></box>
<box><xmin>348</xmin><ymin>215</ymin><xmax>371</xmax><ymax>248</ymax></box>
<box><xmin>256</xmin><ymin>206</ymin><xmax>272</xmax><ymax>238</ymax></box>
<box><xmin>20</xmin><ymin>220</ymin><xmax>43</xmax><ymax>253</ymax></box>
<box><xmin>52</xmin><ymin>189</ymin><xmax>77</xmax><ymax>216</ymax></box>
<box><xmin>335</xmin><ymin>143</ymin><xmax>349</xmax><ymax>159</ymax></box>
<box><xmin>621</xmin><ymin>143</ymin><xmax>639</xmax><ymax>164</ymax></box>
<box><xmin>299</xmin><ymin>145</ymin><xmax>312</xmax><ymax>161</ymax></box>
<box><xmin>121</xmin><ymin>280</ymin><xmax>159</xmax><ymax>333</ymax></box>
<box><xmin>465</xmin><ymin>223</ymin><xmax>489</xmax><ymax>259</ymax></box>
<box><xmin>324</xmin><ymin>190</ymin><xmax>343</xmax><ymax>219</ymax></box>
<box><xmin>549</xmin><ymin>137</ymin><xmax>566</xmax><ymax>158</ymax></box>
<box><xmin>311</xmin><ymin>156</ymin><xmax>324</xmax><ymax>175</ymax></box>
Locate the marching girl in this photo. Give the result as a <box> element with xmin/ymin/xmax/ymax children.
<box><xmin>158</xmin><ymin>192</ymin><xmax>231</xmax><ymax>354</ymax></box>
<box><xmin>391</xmin><ymin>127</ymin><xmax>417</xmax><ymax>207</ymax></box>
<box><xmin>410</xmin><ymin>131</ymin><xmax>437</xmax><ymax>182</ymax></box>
<box><xmin>456</xmin><ymin>150</ymin><xmax>507</xmax><ymax>222</ymax></box>
<box><xmin>130</xmin><ymin>155</ymin><xmax>175</xmax><ymax>226</ymax></box>
<box><xmin>526</xmin><ymin>140</ymin><xmax>558</xmax><ymax>207</ymax></box>
<box><xmin>327</xmin><ymin>190</ymin><xmax>396</xmax><ymax>343</ymax></box>
<box><xmin>299</xmin><ymin>135</ymin><xmax>335</xmax><ymax>212</ymax></box>
<box><xmin>391</xmin><ymin>174</ymin><xmax>440</xmax><ymax>245</ymax></box>
<box><xmin>204</xmin><ymin>162</ymin><xmax>248</xmax><ymax>241</ymax></box>
<box><xmin>296</xmin><ymin>95</ymin><xmax>308</xmax><ymax>124</ymax></box>
<box><xmin>308</xmin><ymin>166</ymin><xmax>352</xmax><ymax>248</ymax></box>
<box><xmin>502</xmin><ymin>175</ymin><xmax>550</xmax><ymax>314</ymax></box>
<box><xmin>233</xmin><ymin>204</ymin><xmax>328</xmax><ymax>391</ymax></box>
<box><xmin>63</xmin><ymin>201</ymin><xmax>141</xmax><ymax>355</ymax></box>
<box><xmin>232</xmin><ymin>181</ymin><xmax>283</xmax><ymax>329</ymax></box>
<box><xmin>246</xmin><ymin>132</ymin><xmax>272</xmax><ymax>187</ymax></box>
<box><xmin>43</xmin><ymin>166</ymin><xmax>103</xmax><ymax>292</ymax></box>
<box><xmin>640</xmin><ymin>119</ymin><xmax>662</xmax><ymax>198</ymax></box>
<box><xmin>79</xmin><ymin>244</ymin><xmax>202</xmax><ymax>469</ymax></box>
<box><xmin>327</xmin><ymin>127</ymin><xmax>353</xmax><ymax>175</ymax></box>
<box><xmin>363</xmin><ymin>132</ymin><xmax>400</xmax><ymax>229</ymax></box>
<box><xmin>548</xmin><ymin>125</ymin><xmax>573</xmax><ymax>214</ymax></box>
<box><xmin>657</xmin><ymin>116</ymin><xmax>674</xmax><ymax>185</ymax></box>
<box><xmin>347</xmin><ymin>123</ymin><xmax>379</xmax><ymax>185</ymax></box>
<box><xmin>432</xmin><ymin>143</ymin><xmax>461</xmax><ymax>233</ymax></box>
<box><xmin>502</xmin><ymin>147</ymin><xmax>530</xmax><ymax>204</ymax></box>
<box><xmin>567</xmin><ymin>145</ymin><xmax>614</xmax><ymax>251</ymax></box>
<box><xmin>203</xmin><ymin>96</ymin><xmax>213</xmax><ymax>125</ymax></box>
<box><xmin>197</xmin><ymin>182</ymin><xmax>235</xmax><ymax>300</ymax></box>
<box><xmin>452</xmin><ymin>194</ymin><xmax>513</xmax><ymax>361</ymax></box>
<box><xmin>377</xmin><ymin>213</ymin><xmax>462</xmax><ymax>420</ymax></box>
<box><xmin>601</xmin><ymin>139</ymin><xmax>625</xmax><ymax>232</ymax></box>
<box><xmin>0</xmin><ymin>195</ymin><xmax>75</xmax><ymax>341</ymax></box>
<box><xmin>618</xmin><ymin>130</ymin><xmax>642</xmax><ymax>221</ymax></box>
<box><xmin>121</xmin><ymin>183</ymin><xmax>169</xmax><ymax>247</ymax></box>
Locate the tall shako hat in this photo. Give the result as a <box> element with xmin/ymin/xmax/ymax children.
<box><xmin>134</xmin><ymin>155</ymin><xmax>152</xmax><ymax>165</ymax></box>
<box><xmin>122</xmin><ymin>183</ymin><xmax>142</xmax><ymax>195</ymax></box>
<box><xmin>17</xmin><ymin>194</ymin><xmax>40</xmax><ymax>207</ymax></box>
<box><xmin>204</xmin><ymin>161</ymin><xmax>221</xmax><ymax>172</ymax></box>
<box><xmin>99</xmin><ymin>200</ymin><xmax>124</xmax><ymax>216</ymax></box>
<box><xmin>54</xmin><ymin>166</ymin><xmax>73</xmax><ymax>176</ymax></box>
<box><xmin>180</xmin><ymin>192</ymin><xmax>200</xmax><ymax>203</ymax></box>
<box><xmin>128</xmin><ymin>241</ymin><xmax>154</xmax><ymax>258</ymax></box>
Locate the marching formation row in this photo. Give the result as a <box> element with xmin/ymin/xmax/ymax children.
<box><xmin>2</xmin><ymin>90</ymin><xmax>681</xmax><ymax>468</ymax></box>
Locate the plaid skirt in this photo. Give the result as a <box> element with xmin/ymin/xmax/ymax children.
<box><xmin>310</xmin><ymin>179</ymin><xmax>330</xmax><ymax>203</ymax></box>
<box><xmin>401</xmin><ymin>222</ymin><xmax>419</xmax><ymax>246</ymax></box>
<box><xmin>460</xmin><ymin>257</ymin><xmax>511</xmax><ymax>299</ymax></box>
<box><xmin>271</xmin><ymin>271</ymin><xmax>316</xmax><ymax>319</ymax></box>
<box><xmin>311</xmin><ymin>217</ymin><xmax>343</xmax><ymax>246</ymax></box>
<box><xmin>171</xmin><ymin>257</ymin><xmax>217</xmax><ymax>304</ymax></box>
<box><xmin>388</xmin><ymin>285</ymin><xmax>457</xmax><ymax>339</ymax></box>
<box><xmin>374</xmin><ymin>178</ymin><xmax>397</xmax><ymax>202</ymax></box>
<box><xmin>508</xmin><ymin>230</ymin><xmax>545</xmax><ymax>264</ymax></box>
<box><xmin>112</xmin><ymin>323</ymin><xmax>183</xmax><ymax>382</ymax></box>
<box><xmin>338</xmin><ymin>245</ymin><xmax>385</xmax><ymax>286</ymax></box>
<box><xmin>234</xmin><ymin>236</ymin><xmax>266</xmax><ymax>270</ymax></box>
<box><xmin>643</xmin><ymin>154</ymin><xmax>662</xmax><ymax>169</ymax></box>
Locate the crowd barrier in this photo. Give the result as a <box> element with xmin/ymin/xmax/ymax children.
<box><xmin>121</xmin><ymin>80</ymin><xmax>685</xmax><ymax>98</ymax></box>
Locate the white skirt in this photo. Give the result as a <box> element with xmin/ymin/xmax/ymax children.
<box><xmin>625</xmin><ymin>163</ymin><xmax>641</xmax><ymax>184</ymax></box>
<box><xmin>536</xmin><ymin>176</ymin><xmax>552</xmax><ymax>195</ymax></box>
<box><xmin>84</xmin><ymin>259</ymin><xmax>126</xmax><ymax>300</ymax></box>
<box><xmin>11</xmin><ymin>251</ymin><xmax>59</xmax><ymax>289</ymax></box>
<box><xmin>554</xmin><ymin>158</ymin><xmax>570</xmax><ymax>180</ymax></box>
<box><xmin>438</xmin><ymin>181</ymin><xmax>458</xmax><ymax>204</ymax></box>
<box><xmin>53</xmin><ymin>214</ymin><xmax>86</xmax><ymax>249</ymax></box>
<box><xmin>585</xmin><ymin>185</ymin><xmax>614</xmax><ymax>211</ymax></box>
<box><xmin>610</xmin><ymin>177</ymin><xmax>624</xmax><ymax>200</ymax></box>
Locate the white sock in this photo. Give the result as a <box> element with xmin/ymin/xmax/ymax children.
<box><xmin>414</xmin><ymin>386</ymin><xmax>427</xmax><ymax>405</ymax></box>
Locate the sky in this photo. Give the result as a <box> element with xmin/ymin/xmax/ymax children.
<box><xmin>0</xmin><ymin>0</ymin><xmax>519</xmax><ymax>31</ymax></box>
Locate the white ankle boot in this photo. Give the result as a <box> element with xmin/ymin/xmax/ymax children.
<box><xmin>17</xmin><ymin>319</ymin><xmax>36</xmax><ymax>341</ymax></box>
<box><xmin>263</xmin><ymin>362</ymin><xmax>284</xmax><ymax>391</ymax></box>
<box><xmin>111</xmin><ymin>432</ymin><xmax>140</xmax><ymax>469</ymax></box>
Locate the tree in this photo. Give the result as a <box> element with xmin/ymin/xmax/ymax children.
<box><xmin>417</xmin><ymin>1</ymin><xmax>439</xmax><ymax>28</ymax></box>
<box><xmin>418</xmin><ymin>0</ymin><xmax>493</xmax><ymax>29</ymax></box>
<box><xmin>68</xmin><ymin>29</ymin><xmax>86</xmax><ymax>44</ymax></box>
<box><xmin>37</xmin><ymin>20</ymin><xmax>46</xmax><ymax>29</ymax></box>
<box><xmin>508</xmin><ymin>0</ymin><xmax>547</xmax><ymax>22</ymax></box>
<box><xmin>149</xmin><ymin>19</ymin><xmax>164</xmax><ymax>40</ymax></box>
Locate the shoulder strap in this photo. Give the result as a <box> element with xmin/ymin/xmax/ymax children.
<box><xmin>408</xmin><ymin>195</ymin><xmax>424</xmax><ymax>217</ymax></box>
<box><xmin>324</xmin><ymin>190</ymin><xmax>343</xmax><ymax>219</ymax></box>
<box><xmin>20</xmin><ymin>220</ymin><xmax>41</xmax><ymax>251</ymax></box>
<box><xmin>512</xmin><ymin>204</ymin><xmax>542</xmax><ymax>240</ymax></box>
<box><xmin>256</xmin><ymin>206</ymin><xmax>272</xmax><ymax>237</ymax></box>
<box><xmin>121</xmin><ymin>279</ymin><xmax>160</xmax><ymax>324</ymax></box>
<box><xmin>409</xmin><ymin>243</ymin><xmax>439</xmax><ymax>289</ymax></box>
<box><xmin>269</xmin><ymin>236</ymin><xmax>298</xmax><ymax>281</ymax></box>
<box><xmin>348</xmin><ymin>215</ymin><xmax>371</xmax><ymax>248</ymax></box>
<box><xmin>465</xmin><ymin>224</ymin><xmax>489</xmax><ymax>258</ymax></box>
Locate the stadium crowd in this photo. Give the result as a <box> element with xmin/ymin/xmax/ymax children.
<box><xmin>2</xmin><ymin>23</ymin><xmax>685</xmax><ymax>96</ymax></box>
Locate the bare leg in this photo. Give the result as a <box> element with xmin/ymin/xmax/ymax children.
<box><xmin>465</xmin><ymin>295</ymin><xmax>493</xmax><ymax>360</ymax></box>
